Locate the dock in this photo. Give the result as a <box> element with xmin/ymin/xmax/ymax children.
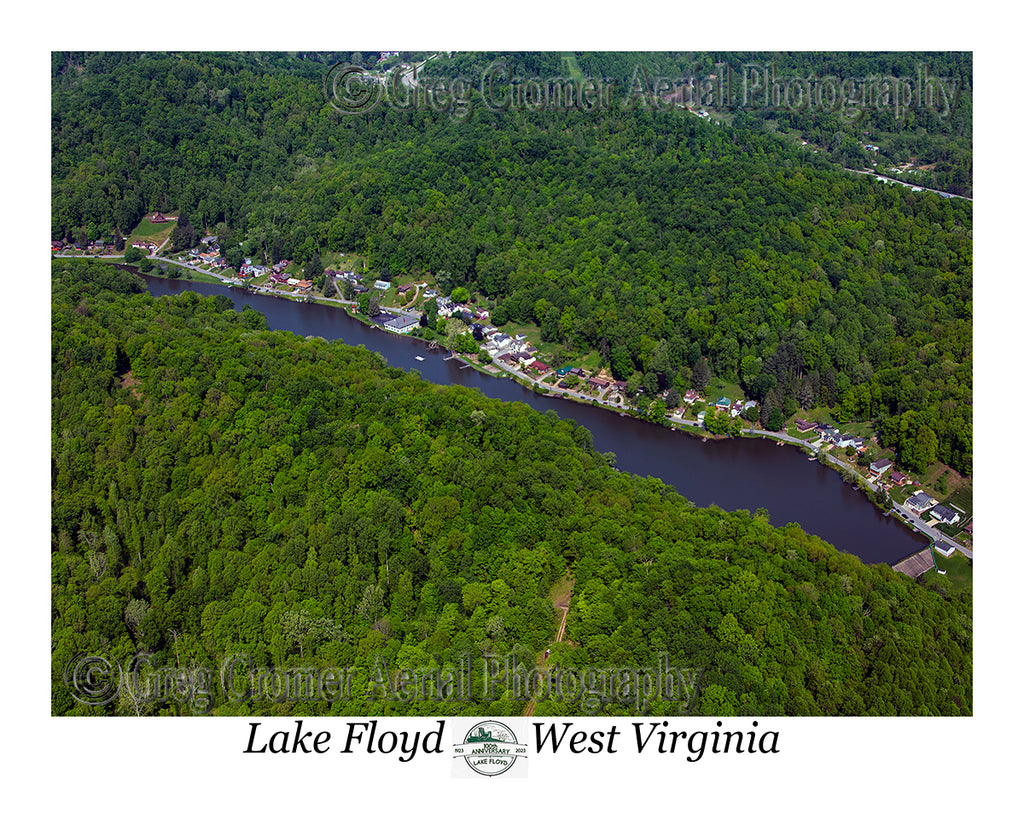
<box><xmin>892</xmin><ymin>547</ymin><xmax>934</xmax><ymax>579</ymax></box>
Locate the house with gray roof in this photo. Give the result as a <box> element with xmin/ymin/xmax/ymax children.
<box><xmin>869</xmin><ymin>458</ymin><xmax>893</xmax><ymax>476</ymax></box>
<box><xmin>929</xmin><ymin>505</ymin><xmax>961</xmax><ymax>525</ymax></box>
<box><xmin>385</xmin><ymin>314</ymin><xmax>420</xmax><ymax>334</ymax></box>
<box><xmin>905</xmin><ymin>492</ymin><xmax>935</xmax><ymax>514</ymax></box>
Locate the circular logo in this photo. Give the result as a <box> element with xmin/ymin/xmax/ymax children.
<box><xmin>454</xmin><ymin>720</ymin><xmax>527</xmax><ymax>777</ymax></box>
<box><xmin>325</xmin><ymin>63</ymin><xmax>384</xmax><ymax>115</ymax></box>
<box><xmin>64</xmin><ymin>654</ymin><xmax>121</xmax><ymax>706</ymax></box>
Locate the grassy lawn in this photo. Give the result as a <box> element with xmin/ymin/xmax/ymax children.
<box><xmin>930</xmin><ymin>484</ymin><xmax>973</xmax><ymax>539</ymax></box>
<box><xmin>321</xmin><ymin>252</ymin><xmax>365</xmax><ymax>272</ymax></box>
<box><xmin>517</xmin><ymin>322</ymin><xmax>543</xmax><ymax>347</ymax></box>
<box><xmin>129</xmin><ymin>215</ymin><xmax>176</xmax><ymax>245</ymax></box>
<box><xmin>932</xmin><ymin>550</ymin><xmax>972</xmax><ymax>595</ymax></box>
<box><xmin>889</xmin><ymin>485</ymin><xmax>914</xmax><ymax>506</ymax></box>
<box><xmin>921</xmin><ymin>461</ymin><xmax>947</xmax><ymax>486</ymax></box>
<box><xmin>839</xmin><ymin>420</ymin><xmax>875</xmax><ymax>438</ymax></box>
<box><xmin>184</xmin><ymin>269</ymin><xmax>223</xmax><ymax>284</ymax></box>
<box><xmin>941</xmin><ymin>485</ymin><xmax>973</xmax><ymax>518</ymax></box>
<box><xmin>706</xmin><ymin>378</ymin><xmax>744</xmax><ymax>401</ymax></box>
<box><xmin>795</xmin><ymin>407</ymin><xmax>837</xmax><ymax>425</ymax></box>
<box><xmin>575</xmin><ymin>348</ymin><xmax>602</xmax><ymax>372</ymax></box>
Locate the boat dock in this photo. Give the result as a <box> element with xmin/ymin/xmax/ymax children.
<box><xmin>893</xmin><ymin>547</ymin><xmax>934</xmax><ymax>579</ymax></box>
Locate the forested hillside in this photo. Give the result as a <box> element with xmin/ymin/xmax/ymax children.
<box><xmin>51</xmin><ymin>51</ymin><xmax>972</xmax><ymax>476</ymax></box>
<box><xmin>52</xmin><ymin>261</ymin><xmax>972</xmax><ymax>716</ymax></box>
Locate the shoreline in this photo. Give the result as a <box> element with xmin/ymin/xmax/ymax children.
<box><xmin>70</xmin><ymin>254</ymin><xmax>968</xmax><ymax>564</ymax></box>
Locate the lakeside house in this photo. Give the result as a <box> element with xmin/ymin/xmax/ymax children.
<box><xmin>150</xmin><ymin>211</ymin><xmax>168</xmax><ymax>223</ymax></box>
<box><xmin>831</xmin><ymin>431</ymin><xmax>857</xmax><ymax>449</ymax></box>
<box><xmin>684</xmin><ymin>389</ymin><xmax>701</xmax><ymax>405</ymax></box>
<box><xmin>794</xmin><ymin>418</ymin><xmax>816</xmax><ymax>432</ymax></box>
<box><xmin>436</xmin><ymin>297</ymin><xmax>454</xmax><ymax>316</ymax></box>
<box><xmin>905</xmin><ymin>492</ymin><xmax>935</xmax><ymax>514</ymax></box>
<box><xmin>487</xmin><ymin>333</ymin><xmax>512</xmax><ymax>353</ymax></box>
<box><xmin>929</xmin><ymin>505</ymin><xmax>961</xmax><ymax>526</ymax></box>
<box><xmin>869</xmin><ymin>458</ymin><xmax>893</xmax><ymax>476</ymax></box>
<box><xmin>385</xmin><ymin>314</ymin><xmax>420</xmax><ymax>334</ymax></box>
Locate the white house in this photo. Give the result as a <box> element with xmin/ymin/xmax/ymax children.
<box><xmin>385</xmin><ymin>314</ymin><xmax>420</xmax><ymax>334</ymax></box>
<box><xmin>929</xmin><ymin>505</ymin><xmax>961</xmax><ymax>526</ymax></box>
<box><xmin>905</xmin><ymin>492</ymin><xmax>935</xmax><ymax>514</ymax></box>
<box><xmin>869</xmin><ymin>458</ymin><xmax>893</xmax><ymax>476</ymax></box>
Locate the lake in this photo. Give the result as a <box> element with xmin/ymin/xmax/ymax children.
<box><xmin>142</xmin><ymin>275</ymin><xmax>930</xmax><ymax>565</ymax></box>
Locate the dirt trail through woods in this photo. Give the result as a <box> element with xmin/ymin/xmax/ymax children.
<box><xmin>523</xmin><ymin>574</ymin><xmax>573</xmax><ymax>717</ymax></box>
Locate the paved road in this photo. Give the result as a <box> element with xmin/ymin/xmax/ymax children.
<box><xmin>889</xmin><ymin>506</ymin><xmax>973</xmax><ymax>559</ymax></box>
<box><xmin>847</xmin><ymin>167</ymin><xmax>971</xmax><ymax>201</ymax></box>
<box><xmin>57</xmin><ymin>251</ymin><xmax>974</xmax><ymax>562</ymax></box>
<box><xmin>54</xmin><ymin>251</ymin><xmax>239</xmax><ymax>283</ymax></box>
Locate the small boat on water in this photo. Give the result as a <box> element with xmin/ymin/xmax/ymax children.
<box><xmin>414</xmin><ymin>355</ymin><xmax>424</xmax><ymax>361</ymax></box>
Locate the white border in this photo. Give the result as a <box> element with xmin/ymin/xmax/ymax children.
<box><xmin>16</xmin><ymin>4</ymin><xmax>1014</xmax><ymax>813</ymax></box>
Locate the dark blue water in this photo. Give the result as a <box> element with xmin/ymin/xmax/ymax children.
<box><xmin>142</xmin><ymin>276</ymin><xmax>930</xmax><ymax>565</ymax></box>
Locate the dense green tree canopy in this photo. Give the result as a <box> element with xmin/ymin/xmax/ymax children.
<box><xmin>52</xmin><ymin>261</ymin><xmax>971</xmax><ymax>716</ymax></box>
<box><xmin>52</xmin><ymin>51</ymin><xmax>972</xmax><ymax>475</ymax></box>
